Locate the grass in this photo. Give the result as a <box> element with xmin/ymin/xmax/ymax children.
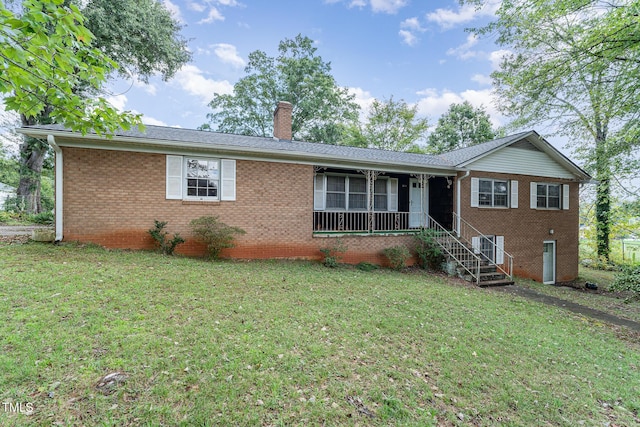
<box><xmin>1</xmin><ymin>242</ymin><xmax>639</xmax><ymax>426</ymax></box>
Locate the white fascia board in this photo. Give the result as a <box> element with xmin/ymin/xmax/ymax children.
<box><xmin>17</xmin><ymin>128</ymin><xmax>461</xmax><ymax>177</ymax></box>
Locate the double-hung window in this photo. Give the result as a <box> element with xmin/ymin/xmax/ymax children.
<box><xmin>374</xmin><ymin>179</ymin><xmax>388</xmax><ymax>211</ymax></box>
<box><xmin>530</xmin><ymin>182</ymin><xmax>569</xmax><ymax>210</ymax></box>
<box><xmin>166</xmin><ymin>155</ymin><xmax>236</xmax><ymax>201</ymax></box>
<box><xmin>536</xmin><ymin>183</ymin><xmax>560</xmax><ymax>209</ymax></box>
<box><xmin>314</xmin><ymin>174</ymin><xmax>398</xmax><ymax>212</ymax></box>
<box><xmin>471</xmin><ymin>177</ymin><xmax>516</xmax><ymax>208</ymax></box>
<box><xmin>478</xmin><ymin>179</ymin><xmax>508</xmax><ymax>207</ymax></box>
<box><xmin>186</xmin><ymin>158</ymin><xmax>219</xmax><ymax>199</ymax></box>
<box><xmin>348</xmin><ymin>177</ymin><xmax>367</xmax><ymax>210</ymax></box>
<box><xmin>326</xmin><ymin>176</ymin><xmax>346</xmax><ymax>209</ymax></box>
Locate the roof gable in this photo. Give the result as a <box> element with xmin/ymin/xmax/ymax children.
<box><xmin>439</xmin><ymin>131</ymin><xmax>591</xmax><ymax>181</ymax></box>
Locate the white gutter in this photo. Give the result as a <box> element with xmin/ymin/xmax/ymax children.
<box><xmin>456</xmin><ymin>170</ymin><xmax>470</xmax><ymax>236</ymax></box>
<box><xmin>47</xmin><ymin>135</ymin><xmax>63</xmax><ymax>241</ymax></box>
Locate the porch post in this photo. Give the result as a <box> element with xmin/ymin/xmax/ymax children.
<box><xmin>420</xmin><ymin>174</ymin><xmax>428</xmax><ymax>227</ymax></box>
<box><xmin>359</xmin><ymin>169</ymin><xmax>380</xmax><ymax>233</ymax></box>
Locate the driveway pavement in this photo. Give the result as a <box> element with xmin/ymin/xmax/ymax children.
<box><xmin>492</xmin><ymin>284</ymin><xmax>640</xmax><ymax>332</ymax></box>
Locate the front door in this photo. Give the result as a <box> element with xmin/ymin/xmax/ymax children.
<box><xmin>543</xmin><ymin>241</ymin><xmax>556</xmax><ymax>284</ymax></box>
<box><xmin>409</xmin><ymin>178</ymin><xmax>428</xmax><ymax>228</ymax></box>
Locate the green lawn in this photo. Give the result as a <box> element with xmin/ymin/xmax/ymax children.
<box><xmin>1</xmin><ymin>243</ymin><xmax>639</xmax><ymax>426</ymax></box>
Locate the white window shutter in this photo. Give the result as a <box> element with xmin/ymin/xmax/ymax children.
<box><xmin>220</xmin><ymin>159</ymin><xmax>236</xmax><ymax>201</ymax></box>
<box><xmin>510</xmin><ymin>180</ymin><xmax>518</xmax><ymax>209</ymax></box>
<box><xmin>563</xmin><ymin>184</ymin><xmax>570</xmax><ymax>210</ymax></box>
<box><xmin>471</xmin><ymin>236</ymin><xmax>480</xmax><ymax>254</ymax></box>
<box><xmin>470</xmin><ymin>177</ymin><xmax>479</xmax><ymax>207</ymax></box>
<box><xmin>314</xmin><ymin>174</ymin><xmax>325</xmax><ymax>210</ymax></box>
<box><xmin>166</xmin><ymin>155</ymin><xmax>183</xmax><ymax>199</ymax></box>
<box><xmin>530</xmin><ymin>182</ymin><xmax>537</xmax><ymax>209</ymax></box>
<box><xmin>388</xmin><ymin>178</ymin><xmax>398</xmax><ymax>212</ymax></box>
<box><xmin>495</xmin><ymin>236</ymin><xmax>505</xmax><ymax>264</ymax></box>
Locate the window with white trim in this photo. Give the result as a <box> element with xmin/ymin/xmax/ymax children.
<box><xmin>471</xmin><ymin>177</ymin><xmax>517</xmax><ymax>208</ymax></box>
<box><xmin>186</xmin><ymin>158</ymin><xmax>219</xmax><ymax>199</ymax></box>
<box><xmin>165</xmin><ymin>155</ymin><xmax>236</xmax><ymax>201</ymax></box>
<box><xmin>530</xmin><ymin>182</ymin><xmax>568</xmax><ymax>210</ymax></box>
<box><xmin>314</xmin><ymin>174</ymin><xmax>397</xmax><ymax>212</ymax></box>
<box><xmin>479</xmin><ymin>179</ymin><xmax>508</xmax><ymax>207</ymax></box>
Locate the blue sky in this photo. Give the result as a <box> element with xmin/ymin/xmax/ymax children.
<box><xmin>105</xmin><ymin>0</ymin><xmax>508</xmax><ymax>132</ymax></box>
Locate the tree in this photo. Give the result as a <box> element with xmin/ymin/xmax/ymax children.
<box><xmin>202</xmin><ymin>34</ymin><xmax>360</xmax><ymax>144</ymax></box>
<box><xmin>469</xmin><ymin>0</ymin><xmax>640</xmax><ymax>261</ymax></box>
<box><xmin>427</xmin><ymin>101</ymin><xmax>497</xmax><ymax>154</ymax></box>
<box><xmin>2</xmin><ymin>0</ymin><xmax>190</xmax><ymax>214</ymax></box>
<box><xmin>343</xmin><ymin>97</ymin><xmax>429</xmax><ymax>151</ymax></box>
<box><xmin>82</xmin><ymin>0</ymin><xmax>190</xmax><ymax>82</ymax></box>
<box><xmin>1</xmin><ymin>0</ymin><xmax>144</xmax><ymax>213</ymax></box>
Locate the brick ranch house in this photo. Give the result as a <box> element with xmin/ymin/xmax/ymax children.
<box><xmin>19</xmin><ymin>102</ymin><xmax>591</xmax><ymax>284</ymax></box>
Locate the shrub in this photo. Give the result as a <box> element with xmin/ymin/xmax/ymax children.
<box><xmin>148</xmin><ymin>220</ymin><xmax>185</xmax><ymax>255</ymax></box>
<box><xmin>413</xmin><ymin>228</ymin><xmax>445</xmax><ymax>270</ymax></box>
<box><xmin>610</xmin><ymin>264</ymin><xmax>640</xmax><ymax>300</ymax></box>
<box><xmin>382</xmin><ymin>245</ymin><xmax>411</xmax><ymax>271</ymax></box>
<box><xmin>190</xmin><ymin>215</ymin><xmax>246</xmax><ymax>259</ymax></box>
<box><xmin>29</xmin><ymin>211</ymin><xmax>54</xmax><ymax>225</ymax></box>
<box><xmin>356</xmin><ymin>261</ymin><xmax>379</xmax><ymax>272</ymax></box>
<box><xmin>319</xmin><ymin>239</ymin><xmax>347</xmax><ymax>268</ymax></box>
<box><xmin>0</xmin><ymin>210</ymin><xmax>13</xmax><ymax>224</ymax></box>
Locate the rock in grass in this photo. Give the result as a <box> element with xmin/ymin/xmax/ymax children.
<box><xmin>96</xmin><ymin>372</ymin><xmax>128</xmax><ymax>394</ymax></box>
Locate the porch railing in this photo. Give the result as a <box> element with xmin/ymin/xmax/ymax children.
<box><xmin>452</xmin><ymin>212</ymin><xmax>513</xmax><ymax>279</ymax></box>
<box><xmin>313</xmin><ymin>211</ymin><xmax>412</xmax><ymax>233</ymax></box>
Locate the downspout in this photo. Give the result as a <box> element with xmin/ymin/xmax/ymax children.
<box><xmin>455</xmin><ymin>170</ymin><xmax>470</xmax><ymax>236</ymax></box>
<box><xmin>47</xmin><ymin>135</ymin><xmax>63</xmax><ymax>242</ymax></box>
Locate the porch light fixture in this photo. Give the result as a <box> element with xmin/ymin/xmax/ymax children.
<box><xmin>549</xmin><ymin>229</ymin><xmax>554</xmax><ymax>235</ymax></box>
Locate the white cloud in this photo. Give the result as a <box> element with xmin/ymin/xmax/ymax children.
<box><xmin>371</xmin><ymin>0</ymin><xmax>407</xmax><ymax>14</ymax></box>
<box><xmin>199</xmin><ymin>7</ymin><xmax>224</xmax><ymax>24</ymax></box>
<box><xmin>348</xmin><ymin>87</ymin><xmax>376</xmax><ymax>120</ymax></box>
<box><xmin>427</xmin><ymin>0</ymin><xmax>500</xmax><ymax>29</ymax></box>
<box><xmin>489</xmin><ymin>49</ymin><xmax>511</xmax><ymax>70</ymax></box>
<box><xmin>213</xmin><ymin>43</ymin><xmax>245</xmax><ymax>68</ymax></box>
<box><xmin>133</xmin><ymin>79</ymin><xmax>157</xmax><ymax>96</ymax></box>
<box><xmin>106</xmin><ymin>94</ymin><xmax>128</xmax><ymax>112</ymax></box>
<box><xmin>399</xmin><ymin>30</ymin><xmax>417</xmax><ymax>46</ymax></box>
<box><xmin>172</xmin><ymin>65</ymin><xmax>234</xmax><ymax>104</ymax></box>
<box><xmin>415</xmin><ymin>88</ymin><xmax>503</xmax><ymax>126</ymax></box>
<box><xmin>326</xmin><ymin>0</ymin><xmax>406</xmax><ymax>14</ymax></box>
<box><xmin>401</xmin><ymin>17</ymin><xmax>424</xmax><ymax>31</ymax></box>
<box><xmin>163</xmin><ymin>0</ymin><xmax>184</xmax><ymax>24</ymax></box>
<box><xmin>141</xmin><ymin>115</ymin><xmax>169</xmax><ymax>126</ymax></box>
<box><xmin>399</xmin><ymin>17</ymin><xmax>425</xmax><ymax>46</ymax></box>
<box><xmin>446</xmin><ymin>33</ymin><xmax>480</xmax><ymax>60</ymax></box>
<box><xmin>471</xmin><ymin>74</ymin><xmax>492</xmax><ymax>86</ymax></box>
<box><xmin>187</xmin><ymin>1</ymin><xmax>206</xmax><ymax>12</ymax></box>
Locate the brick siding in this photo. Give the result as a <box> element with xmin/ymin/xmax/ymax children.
<box><xmin>61</xmin><ymin>147</ymin><xmax>417</xmax><ymax>265</ymax></box>
<box><xmin>457</xmin><ymin>171</ymin><xmax>580</xmax><ymax>282</ymax></box>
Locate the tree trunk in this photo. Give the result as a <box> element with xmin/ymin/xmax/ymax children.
<box><xmin>16</xmin><ymin>113</ymin><xmax>50</xmax><ymax>214</ymax></box>
<box><xmin>594</xmin><ymin>130</ymin><xmax>611</xmax><ymax>261</ymax></box>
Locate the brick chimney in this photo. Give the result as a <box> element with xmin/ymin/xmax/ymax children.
<box><xmin>273</xmin><ymin>101</ymin><xmax>293</xmax><ymax>140</ymax></box>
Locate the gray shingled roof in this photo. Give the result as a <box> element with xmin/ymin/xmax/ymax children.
<box><xmin>438</xmin><ymin>131</ymin><xmax>533</xmax><ymax>166</ymax></box>
<box><xmin>22</xmin><ymin>124</ymin><xmax>456</xmax><ymax>169</ymax></box>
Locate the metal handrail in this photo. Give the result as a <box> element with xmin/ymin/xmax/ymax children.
<box><xmin>427</xmin><ymin>216</ymin><xmax>481</xmax><ymax>284</ymax></box>
<box><xmin>452</xmin><ymin>212</ymin><xmax>513</xmax><ymax>279</ymax></box>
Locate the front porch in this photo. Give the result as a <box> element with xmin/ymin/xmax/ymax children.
<box><xmin>312</xmin><ymin>167</ymin><xmax>454</xmax><ymax>234</ymax></box>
